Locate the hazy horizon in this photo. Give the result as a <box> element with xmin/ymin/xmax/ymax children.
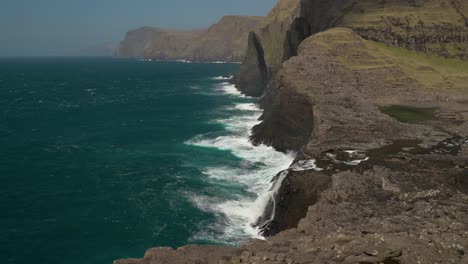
<box><xmin>0</xmin><ymin>0</ymin><xmax>277</xmax><ymax>57</ymax></box>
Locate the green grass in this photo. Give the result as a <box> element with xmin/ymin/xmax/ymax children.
<box><xmin>372</xmin><ymin>42</ymin><xmax>468</xmax><ymax>72</ymax></box>
<box><xmin>380</xmin><ymin>105</ymin><xmax>437</xmax><ymax>123</ymax></box>
<box><xmin>314</xmin><ymin>27</ymin><xmax>468</xmax><ymax>91</ymax></box>
<box><xmin>340</xmin><ymin>0</ymin><xmax>465</xmax><ymax>27</ymax></box>
<box><xmin>368</xmin><ymin>41</ymin><xmax>468</xmax><ymax>90</ymax></box>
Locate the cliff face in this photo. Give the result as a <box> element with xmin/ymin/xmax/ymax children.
<box><xmin>188</xmin><ymin>16</ymin><xmax>264</xmax><ymax>62</ymax></box>
<box><xmin>115</xmin><ymin>27</ymin><xmax>201</xmax><ymax>59</ymax></box>
<box><xmin>236</xmin><ymin>0</ymin><xmax>468</xmax><ymax>96</ymax></box>
<box><xmin>115</xmin><ymin>28</ymin><xmax>468</xmax><ymax>264</ymax></box>
<box><xmin>114</xmin><ymin>16</ymin><xmax>264</xmax><ymax>62</ymax></box>
<box><xmin>256</xmin><ymin>0</ymin><xmax>301</xmax><ymax>67</ymax></box>
<box><xmin>114</xmin><ymin>1</ymin><xmax>468</xmax><ymax>263</ymax></box>
<box><xmin>251</xmin><ymin>26</ymin><xmax>468</xmax><ymax>153</ymax></box>
<box><xmin>340</xmin><ymin>0</ymin><xmax>468</xmax><ymax>60</ymax></box>
<box><xmin>252</xmin><ymin>27</ymin><xmax>468</xmax><ymax>236</ymax></box>
<box><xmin>231</xmin><ymin>32</ymin><xmax>269</xmax><ymax>97</ymax></box>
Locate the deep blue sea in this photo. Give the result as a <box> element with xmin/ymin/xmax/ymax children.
<box><xmin>0</xmin><ymin>58</ymin><xmax>293</xmax><ymax>264</ymax></box>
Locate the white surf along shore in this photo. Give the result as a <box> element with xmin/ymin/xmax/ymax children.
<box><xmin>184</xmin><ymin>77</ymin><xmax>296</xmax><ymax>244</ymax></box>
<box><xmin>183</xmin><ymin>76</ymin><xmax>372</xmax><ymax>245</ymax></box>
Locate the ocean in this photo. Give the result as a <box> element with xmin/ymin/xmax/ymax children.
<box><xmin>0</xmin><ymin>58</ymin><xmax>294</xmax><ymax>264</ymax></box>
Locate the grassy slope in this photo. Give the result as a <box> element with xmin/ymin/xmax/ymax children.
<box><xmin>371</xmin><ymin>42</ymin><xmax>468</xmax><ymax>90</ymax></box>
<box><xmin>339</xmin><ymin>0</ymin><xmax>468</xmax><ymax>58</ymax></box>
<box><xmin>256</xmin><ymin>0</ymin><xmax>300</xmax><ymax>66</ymax></box>
<box><xmin>311</xmin><ymin>27</ymin><xmax>468</xmax><ymax>92</ymax></box>
<box><xmin>341</xmin><ymin>0</ymin><xmax>465</xmax><ymax>27</ymax></box>
<box><xmin>256</xmin><ymin>0</ymin><xmax>468</xmax><ymax>68</ymax></box>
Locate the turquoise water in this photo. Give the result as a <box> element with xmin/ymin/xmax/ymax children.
<box><xmin>0</xmin><ymin>58</ymin><xmax>293</xmax><ymax>264</ymax></box>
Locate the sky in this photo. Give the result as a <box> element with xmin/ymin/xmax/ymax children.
<box><xmin>0</xmin><ymin>0</ymin><xmax>277</xmax><ymax>57</ymax></box>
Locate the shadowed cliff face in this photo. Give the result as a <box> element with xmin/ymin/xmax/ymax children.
<box><xmin>232</xmin><ymin>32</ymin><xmax>269</xmax><ymax>97</ymax></box>
<box><xmin>253</xmin><ymin>27</ymin><xmax>468</xmax><ymax>153</ymax></box>
<box><xmin>115</xmin><ymin>16</ymin><xmax>264</xmax><ymax>62</ymax></box>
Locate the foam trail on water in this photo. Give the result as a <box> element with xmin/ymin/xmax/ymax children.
<box><xmin>212</xmin><ymin>76</ymin><xmax>233</xmax><ymax>80</ymax></box>
<box><xmin>186</xmin><ymin>80</ymin><xmax>295</xmax><ymax>244</ymax></box>
<box><xmin>214</xmin><ymin>82</ymin><xmax>245</xmax><ymax>97</ymax></box>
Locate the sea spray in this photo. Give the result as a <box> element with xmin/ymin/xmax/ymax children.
<box><xmin>186</xmin><ymin>81</ymin><xmax>295</xmax><ymax>243</ymax></box>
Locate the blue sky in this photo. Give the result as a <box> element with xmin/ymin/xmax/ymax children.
<box><xmin>0</xmin><ymin>0</ymin><xmax>277</xmax><ymax>56</ymax></box>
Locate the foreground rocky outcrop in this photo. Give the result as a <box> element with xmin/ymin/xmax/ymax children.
<box><xmin>115</xmin><ymin>27</ymin><xmax>468</xmax><ymax>264</ymax></box>
<box><xmin>115</xmin><ymin>16</ymin><xmax>264</xmax><ymax>62</ymax></box>
<box><xmin>253</xmin><ymin>26</ymin><xmax>468</xmax><ymax>235</ymax></box>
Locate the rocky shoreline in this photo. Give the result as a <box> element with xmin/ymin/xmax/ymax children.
<box><xmin>115</xmin><ymin>1</ymin><xmax>468</xmax><ymax>263</ymax></box>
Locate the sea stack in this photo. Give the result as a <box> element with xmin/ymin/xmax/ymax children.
<box><xmin>232</xmin><ymin>31</ymin><xmax>269</xmax><ymax>97</ymax></box>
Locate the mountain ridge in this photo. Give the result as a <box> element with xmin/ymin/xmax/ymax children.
<box><xmin>115</xmin><ymin>16</ymin><xmax>264</xmax><ymax>62</ymax></box>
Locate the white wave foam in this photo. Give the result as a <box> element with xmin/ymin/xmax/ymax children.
<box><xmin>233</xmin><ymin>103</ymin><xmax>261</xmax><ymax>112</ymax></box>
<box><xmin>290</xmin><ymin>159</ymin><xmax>323</xmax><ymax>172</ymax></box>
<box><xmin>185</xmin><ymin>98</ymin><xmax>295</xmax><ymax>244</ymax></box>
<box><xmin>326</xmin><ymin>151</ymin><xmax>369</xmax><ymax>166</ymax></box>
<box><xmin>212</xmin><ymin>76</ymin><xmax>233</xmax><ymax>81</ymax></box>
<box><xmin>176</xmin><ymin>59</ymin><xmax>193</xmax><ymax>63</ymax></box>
<box><xmin>215</xmin><ymin>82</ymin><xmax>245</xmax><ymax>97</ymax></box>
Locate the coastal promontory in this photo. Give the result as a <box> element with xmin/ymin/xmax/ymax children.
<box><xmin>115</xmin><ymin>0</ymin><xmax>468</xmax><ymax>263</ymax></box>
<box><xmin>114</xmin><ymin>16</ymin><xmax>264</xmax><ymax>62</ymax></box>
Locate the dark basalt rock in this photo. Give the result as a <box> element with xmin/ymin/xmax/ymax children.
<box><xmin>257</xmin><ymin>170</ymin><xmax>331</xmax><ymax>237</ymax></box>
<box><xmin>232</xmin><ymin>32</ymin><xmax>269</xmax><ymax>97</ymax></box>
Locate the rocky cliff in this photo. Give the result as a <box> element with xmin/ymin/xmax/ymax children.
<box><xmin>234</xmin><ymin>0</ymin><xmax>468</xmax><ymax>96</ymax></box>
<box><xmin>115</xmin><ymin>28</ymin><xmax>468</xmax><ymax>263</ymax></box>
<box><xmin>231</xmin><ymin>32</ymin><xmax>269</xmax><ymax>97</ymax></box>
<box><xmin>115</xmin><ymin>16</ymin><xmax>264</xmax><ymax>62</ymax></box>
<box><xmin>115</xmin><ymin>1</ymin><xmax>468</xmax><ymax>263</ymax></box>
<box><xmin>252</xmin><ymin>27</ymin><xmax>468</xmax><ymax>237</ymax></box>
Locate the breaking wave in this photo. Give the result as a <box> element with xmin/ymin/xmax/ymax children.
<box><xmin>185</xmin><ymin>79</ymin><xmax>295</xmax><ymax>244</ymax></box>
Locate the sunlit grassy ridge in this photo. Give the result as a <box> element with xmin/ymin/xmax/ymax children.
<box><xmin>341</xmin><ymin>0</ymin><xmax>466</xmax><ymax>27</ymax></box>
<box><xmin>309</xmin><ymin>27</ymin><xmax>468</xmax><ymax>92</ymax></box>
<box><xmin>370</xmin><ymin>41</ymin><xmax>468</xmax><ymax>90</ymax></box>
<box><xmin>256</xmin><ymin>0</ymin><xmax>467</xmax><ymax>69</ymax></box>
<box><xmin>256</xmin><ymin>0</ymin><xmax>301</xmax><ymax>66</ymax></box>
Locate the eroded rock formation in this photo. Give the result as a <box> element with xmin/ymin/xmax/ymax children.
<box><xmin>232</xmin><ymin>32</ymin><xmax>269</xmax><ymax>97</ymax></box>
